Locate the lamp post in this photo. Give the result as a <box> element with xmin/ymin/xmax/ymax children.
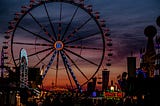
<box><xmin>110</xmin><ymin>80</ymin><xmax>114</xmax><ymax>92</ymax></box>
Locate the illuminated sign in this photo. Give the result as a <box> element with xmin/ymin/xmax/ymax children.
<box><xmin>105</xmin><ymin>92</ymin><xmax>123</xmax><ymax>98</ymax></box>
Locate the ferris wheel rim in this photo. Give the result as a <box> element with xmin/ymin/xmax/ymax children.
<box><xmin>7</xmin><ymin>0</ymin><xmax>106</xmax><ymax>91</ymax></box>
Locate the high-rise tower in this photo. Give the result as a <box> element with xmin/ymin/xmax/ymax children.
<box><xmin>155</xmin><ymin>16</ymin><xmax>160</xmax><ymax>76</ymax></box>
<box><xmin>143</xmin><ymin>25</ymin><xmax>157</xmax><ymax>77</ymax></box>
<box><xmin>102</xmin><ymin>69</ymin><xmax>110</xmax><ymax>91</ymax></box>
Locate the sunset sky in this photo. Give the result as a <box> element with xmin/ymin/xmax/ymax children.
<box><xmin>0</xmin><ymin>0</ymin><xmax>160</xmax><ymax>90</ymax></box>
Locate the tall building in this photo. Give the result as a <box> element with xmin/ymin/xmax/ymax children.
<box><xmin>102</xmin><ymin>69</ymin><xmax>109</xmax><ymax>91</ymax></box>
<box><xmin>127</xmin><ymin>56</ymin><xmax>136</xmax><ymax>78</ymax></box>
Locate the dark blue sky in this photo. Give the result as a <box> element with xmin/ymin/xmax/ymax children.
<box><xmin>91</xmin><ymin>0</ymin><xmax>160</xmax><ymax>78</ymax></box>
<box><xmin>0</xmin><ymin>0</ymin><xmax>160</xmax><ymax>83</ymax></box>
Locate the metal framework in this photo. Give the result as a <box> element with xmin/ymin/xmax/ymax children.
<box><xmin>19</xmin><ymin>48</ymin><xmax>28</xmax><ymax>88</ymax></box>
<box><xmin>4</xmin><ymin>0</ymin><xmax>111</xmax><ymax>92</ymax></box>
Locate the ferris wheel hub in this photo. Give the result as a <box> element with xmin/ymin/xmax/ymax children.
<box><xmin>54</xmin><ymin>41</ymin><xmax>64</xmax><ymax>50</ymax></box>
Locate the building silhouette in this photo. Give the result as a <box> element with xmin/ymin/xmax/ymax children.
<box><xmin>102</xmin><ymin>69</ymin><xmax>109</xmax><ymax>91</ymax></box>
<box><xmin>142</xmin><ymin>25</ymin><xmax>157</xmax><ymax>77</ymax></box>
<box><xmin>127</xmin><ymin>56</ymin><xmax>136</xmax><ymax>79</ymax></box>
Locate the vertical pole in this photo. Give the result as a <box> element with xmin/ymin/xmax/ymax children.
<box><xmin>1</xmin><ymin>48</ymin><xmax>4</xmax><ymax>78</ymax></box>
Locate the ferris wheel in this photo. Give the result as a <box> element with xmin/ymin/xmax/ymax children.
<box><xmin>3</xmin><ymin>0</ymin><xmax>111</xmax><ymax>92</ymax></box>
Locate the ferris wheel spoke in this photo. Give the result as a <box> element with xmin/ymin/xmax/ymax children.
<box><xmin>33</xmin><ymin>49</ymin><xmax>54</xmax><ymax>68</ymax></box>
<box><xmin>43</xmin><ymin>3</ymin><xmax>57</xmax><ymax>40</ymax></box>
<box><xmin>60</xmin><ymin>50</ymin><xmax>82</xmax><ymax>92</ymax></box>
<box><xmin>13</xmin><ymin>42</ymin><xmax>52</xmax><ymax>47</ymax></box>
<box><xmin>64</xmin><ymin>48</ymin><xmax>98</xmax><ymax>66</ymax></box>
<box><xmin>18</xmin><ymin>26</ymin><xmax>53</xmax><ymax>44</ymax></box>
<box><xmin>42</xmin><ymin>50</ymin><xmax>57</xmax><ymax>80</ymax></box>
<box><xmin>28</xmin><ymin>12</ymin><xmax>55</xmax><ymax>42</ymax></box>
<box><xmin>64</xmin><ymin>32</ymin><xmax>99</xmax><ymax>45</ymax></box>
<box><xmin>28</xmin><ymin>47</ymin><xmax>53</xmax><ymax>58</ymax></box>
<box><xmin>63</xmin><ymin>50</ymin><xmax>89</xmax><ymax>80</ymax></box>
<box><xmin>60</xmin><ymin>51</ymin><xmax>74</xmax><ymax>89</ymax></box>
<box><xmin>65</xmin><ymin>45</ymin><xmax>103</xmax><ymax>50</ymax></box>
<box><xmin>63</xmin><ymin>17</ymin><xmax>92</xmax><ymax>42</ymax></box>
<box><xmin>14</xmin><ymin>47</ymin><xmax>53</xmax><ymax>62</ymax></box>
<box><xmin>57</xmin><ymin>2</ymin><xmax>62</xmax><ymax>40</ymax></box>
<box><xmin>55</xmin><ymin>51</ymin><xmax>60</xmax><ymax>87</ymax></box>
<box><xmin>61</xmin><ymin>6</ymin><xmax>79</xmax><ymax>40</ymax></box>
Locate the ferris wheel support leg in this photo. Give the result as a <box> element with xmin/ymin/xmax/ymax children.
<box><xmin>61</xmin><ymin>51</ymin><xmax>82</xmax><ymax>93</ymax></box>
<box><xmin>41</xmin><ymin>50</ymin><xmax>57</xmax><ymax>80</ymax></box>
